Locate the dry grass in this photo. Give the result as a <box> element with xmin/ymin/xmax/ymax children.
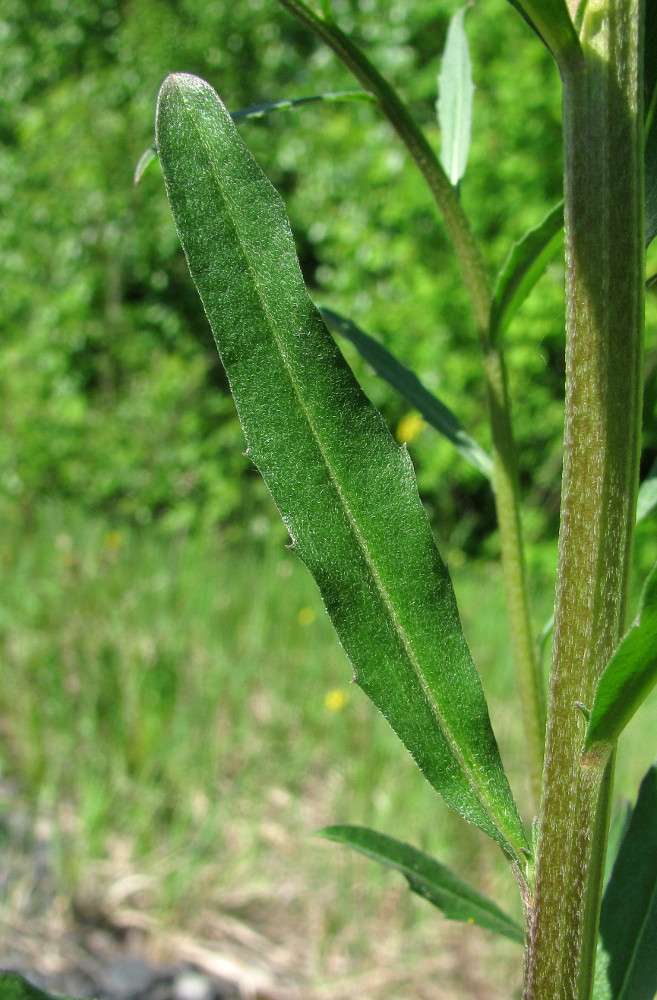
<box><xmin>1</xmin><ymin>776</ymin><xmax>523</xmax><ymax>1000</ymax></box>
<box><xmin>3</xmin><ymin>505</ymin><xmax>655</xmax><ymax>998</ymax></box>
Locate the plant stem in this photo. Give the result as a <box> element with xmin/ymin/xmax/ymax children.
<box><xmin>275</xmin><ymin>0</ymin><xmax>545</xmax><ymax>807</ymax></box>
<box><xmin>276</xmin><ymin>1</ymin><xmax>489</xmax><ymax>324</ymax></box>
<box><xmin>482</xmin><ymin>347</ymin><xmax>545</xmax><ymax>809</ymax></box>
<box><xmin>524</xmin><ymin>1</ymin><xmax>644</xmax><ymax>997</ymax></box>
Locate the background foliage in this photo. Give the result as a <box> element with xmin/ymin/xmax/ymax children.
<box><xmin>1</xmin><ymin>0</ymin><xmax>570</xmax><ymax>550</ymax></box>
<box><xmin>5</xmin><ymin>4</ymin><xmax>657</xmax><ymax>994</ymax></box>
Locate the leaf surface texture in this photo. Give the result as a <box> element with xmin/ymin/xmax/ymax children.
<box><xmin>155</xmin><ymin>73</ymin><xmax>528</xmax><ymax>861</ymax></box>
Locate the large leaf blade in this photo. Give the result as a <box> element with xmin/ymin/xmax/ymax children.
<box><xmin>583</xmin><ymin>561</ymin><xmax>657</xmax><ymax>761</ymax></box>
<box><xmin>320</xmin><ymin>825</ymin><xmax>525</xmax><ymax>943</ymax></box>
<box><xmin>490</xmin><ymin>201</ymin><xmax>564</xmax><ymax>344</ymax></box>
<box><xmin>595</xmin><ymin>762</ymin><xmax>657</xmax><ymax>1000</ymax></box>
<box><xmin>321</xmin><ymin>308</ymin><xmax>493</xmax><ymax>480</ymax></box>
<box><xmin>437</xmin><ymin>5</ymin><xmax>474</xmax><ymax>187</ymax></box>
<box><xmin>155</xmin><ymin>73</ymin><xmax>528</xmax><ymax>862</ymax></box>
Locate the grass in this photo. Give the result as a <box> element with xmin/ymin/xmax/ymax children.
<box><xmin>1</xmin><ymin>501</ymin><xmax>656</xmax><ymax>998</ymax></box>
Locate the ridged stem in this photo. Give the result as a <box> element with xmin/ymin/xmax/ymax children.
<box><xmin>523</xmin><ymin>1</ymin><xmax>644</xmax><ymax>996</ymax></box>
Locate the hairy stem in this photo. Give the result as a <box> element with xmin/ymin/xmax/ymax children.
<box><xmin>524</xmin><ymin>1</ymin><xmax>644</xmax><ymax>997</ymax></box>
<box><xmin>276</xmin><ymin>0</ymin><xmax>545</xmax><ymax>806</ymax></box>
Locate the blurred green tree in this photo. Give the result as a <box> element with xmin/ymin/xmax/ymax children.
<box><xmin>1</xmin><ymin>0</ymin><xmax>565</xmax><ymax>547</ymax></box>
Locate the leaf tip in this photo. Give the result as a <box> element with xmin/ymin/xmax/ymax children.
<box><xmin>316</xmin><ymin>825</ymin><xmax>339</xmax><ymax>841</ymax></box>
<box><xmin>156</xmin><ymin>72</ymin><xmax>217</xmax><ymax>120</ymax></box>
<box><xmin>134</xmin><ymin>146</ymin><xmax>157</xmax><ymax>185</ymax></box>
<box><xmin>159</xmin><ymin>71</ymin><xmax>201</xmax><ymax>96</ymax></box>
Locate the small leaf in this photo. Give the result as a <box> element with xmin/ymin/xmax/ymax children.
<box><xmin>503</xmin><ymin>0</ymin><xmax>583</xmax><ymax>74</ymax></box>
<box><xmin>0</xmin><ymin>972</ymin><xmax>82</xmax><ymax>1000</ymax></box>
<box><xmin>437</xmin><ymin>5</ymin><xmax>475</xmax><ymax>187</ymax></box>
<box><xmin>230</xmin><ymin>89</ymin><xmax>376</xmax><ymax>122</ymax></box>
<box><xmin>636</xmin><ymin>458</ymin><xmax>657</xmax><ymax>523</ymax></box>
<box><xmin>644</xmin><ymin>0</ymin><xmax>657</xmax><ymax>248</ymax></box>
<box><xmin>134</xmin><ymin>146</ymin><xmax>157</xmax><ymax>185</ymax></box>
<box><xmin>595</xmin><ymin>762</ymin><xmax>657</xmax><ymax>1000</ymax></box>
<box><xmin>645</xmin><ymin>125</ymin><xmax>657</xmax><ymax>249</ymax></box>
<box><xmin>320</xmin><ymin>0</ymin><xmax>335</xmax><ymax>20</ymax></box>
<box><xmin>321</xmin><ymin>308</ymin><xmax>493</xmax><ymax>480</ymax></box>
<box><xmin>320</xmin><ymin>825</ymin><xmax>525</xmax><ymax>944</ymax></box>
<box><xmin>490</xmin><ymin>201</ymin><xmax>564</xmax><ymax>345</ymax></box>
<box><xmin>583</xmin><ymin>561</ymin><xmax>657</xmax><ymax>761</ymax></box>
<box><xmin>135</xmin><ymin>91</ymin><xmax>374</xmax><ymax>183</ymax></box>
<box><xmin>156</xmin><ymin>73</ymin><xmax>529</xmax><ymax>864</ymax></box>
<box><xmin>538</xmin><ymin>613</ymin><xmax>554</xmax><ymax>655</ymax></box>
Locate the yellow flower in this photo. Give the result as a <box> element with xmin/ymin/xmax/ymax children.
<box><xmin>396</xmin><ymin>411</ymin><xmax>426</xmax><ymax>444</ymax></box>
<box><xmin>297</xmin><ymin>606</ymin><xmax>316</xmax><ymax>626</ymax></box>
<box><xmin>325</xmin><ymin>688</ymin><xmax>349</xmax><ymax>712</ymax></box>
<box><xmin>104</xmin><ymin>530</ymin><xmax>123</xmax><ymax>550</ymax></box>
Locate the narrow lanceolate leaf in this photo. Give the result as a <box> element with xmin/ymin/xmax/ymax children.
<box><xmin>437</xmin><ymin>5</ymin><xmax>474</xmax><ymax>187</ymax></box>
<box><xmin>230</xmin><ymin>89</ymin><xmax>376</xmax><ymax>122</ymax></box>
<box><xmin>636</xmin><ymin>457</ymin><xmax>657</xmax><ymax>522</ymax></box>
<box><xmin>490</xmin><ymin>201</ymin><xmax>564</xmax><ymax>345</ymax></box>
<box><xmin>135</xmin><ymin>91</ymin><xmax>374</xmax><ymax>184</ymax></box>
<box><xmin>582</xmin><ymin>561</ymin><xmax>657</xmax><ymax>762</ymax></box>
<box><xmin>503</xmin><ymin>0</ymin><xmax>583</xmax><ymax>74</ymax></box>
<box><xmin>595</xmin><ymin>762</ymin><xmax>657</xmax><ymax>1000</ymax></box>
<box><xmin>0</xmin><ymin>972</ymin><xmax>81</xmax><ymax>1000</ymax></box>
<box><xmin>321</xmin><ymin>308</ymin><xmax>493</xmax><ymax>480</ymax></box>
<box><xmin>320</xmin><ymin>825</ymin><xmax>525</xmax><ymax>943</ymax></box>
<box><xmin>156</xmin><ymin>74</ymin><xmax>528</xmax><ymax>863</ymax></box>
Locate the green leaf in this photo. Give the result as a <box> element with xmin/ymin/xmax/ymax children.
<box><xmin>321</xmin><ymin>308</ymin><xmax>493</xmax><ymax>480</ymax></box>
<box><xmin>437</xmin><ymin>5</ymin><xmax>474</xmax><ymax>187</ymax></box>
<box><xmin>490</xmin><ymin>201</ymin><xmax>564</xmax><ymax>344</ymax></box>
<box><xmin>320</xmin><ymin>825</ymin><xmax>525</xmax><ymax>944</ymax></box>
<box><xmin>134</xmin><ymin>145</ymin><xmax>157</xmax><ymax>185</ymax></box>
<box><xmin>644</xmin><ymin>0</ymin><xmax>657</xmax><ymax>248</ymax></box>
<box><xmin>603</xmin><ymin>798</ymin><xmax>632</xmax><ymax>888</ymax></box>
<box><xmin>155</xmin><ymin>73</ymin><xmax>529</xmax><ymax>863</ymax></box>
<box><xmin>503</xmin><ymin>0</ymin><xmax>583</xmax><ymax>74</ymax></box>
<box><xmin>538</xmin><ymin>612</ymin><xmax>554</xmax><ymax>655</ymax></box>
<box><xmin>135</xmin><ymin>91</ymin><xmax>374</xmax><ymax>185</ymax></box>
<box><xmin>583</xmin><ymin>561</ymin><xmax>657</xmax><ymax>761</ymax></box>
<box><xmin>595</xmin><ymin>762</ymin><xmax>657</xmax><ymax>1000</ymax></box>
<box><xmin>0</xmin><ymin>972</ymin><xmax>81</xmax><ymax>1000</ymax></box>
<box><xmin>229</xmin><ymin>89</ymin><xmax>376</xmax><ymax>122</ymax></box>
<box><xmin>636</xmin><ymin>458</ymin><xmax>657</xmax><ymax>523</ymax></box>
